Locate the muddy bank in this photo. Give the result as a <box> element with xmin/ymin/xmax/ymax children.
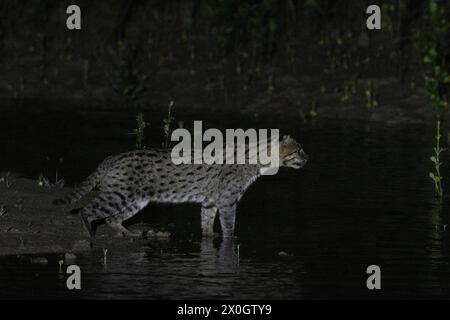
<box><xmin>0</xmin><ymin>174</ymin><xmax>168</xmax><ymax>257</ymax></box>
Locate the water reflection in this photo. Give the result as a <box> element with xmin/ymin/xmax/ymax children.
<box><xmin>198</xmin><ymin>238</ymin><xmax>239</xmax><ymax>276</ymax></box>
<box><xmin>427</xmin><ymin>200</ymin><xmax>444</xmax><ymax>291</ymax></box>
<box><xmin>81</xmin><ymin>238</ymin><xmax>242</xmax><ymax>299</ymax></box>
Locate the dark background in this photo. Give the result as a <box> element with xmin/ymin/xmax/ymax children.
<box><xmin>0</xmin><ymin>0</ymin><xmax>449</xmax><ymax>120</ymax></box>
<box><xmin>0</xmin><ymin>1</ymin><xmax>449</xmax><ymax>300</ymax></box>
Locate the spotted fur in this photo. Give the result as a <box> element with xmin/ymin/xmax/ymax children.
<box><xmin>53</xmin><ymin>135</ymin><xmax>308</xmax><ymax>237</ymax></box>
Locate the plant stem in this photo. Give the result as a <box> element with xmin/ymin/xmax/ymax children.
<box><xmin>430</xmin><ymin>120</ymin><xmax>445</xmax><ymax>199</ymax></box>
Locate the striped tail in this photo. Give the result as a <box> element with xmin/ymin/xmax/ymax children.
<box><xmin>53</xmin><ymin>159</ymin><xmax>110</xmax><ymax>206</ymax></box>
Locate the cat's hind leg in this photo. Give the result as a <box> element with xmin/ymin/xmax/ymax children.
<box><xmin>78</xmin><ymin>191</ymin><xmax>122</xmax><ymax>237</ymax></box>
<box><xmin>105</xmin><ymin>194</ymin><xmax>150</xmax><ymax>237</ymax></box>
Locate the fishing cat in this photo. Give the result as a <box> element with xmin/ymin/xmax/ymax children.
<box><xmin>53</xmin><ymin>135</ymin><xmax>308</xmax><ymax>238</ymax></box>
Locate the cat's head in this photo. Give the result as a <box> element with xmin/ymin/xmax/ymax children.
<box><xmin>279</xmin><ymin>135</ymin><xmax>308</xmax><ymax>169</ymax></box>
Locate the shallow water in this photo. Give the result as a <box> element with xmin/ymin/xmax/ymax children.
<box><xmin>0</xmin><ymin>106</ymin><xmax>449</xmax><ymax>299</ymax></box>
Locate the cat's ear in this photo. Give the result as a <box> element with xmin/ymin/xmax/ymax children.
<box><xmin>281</xmin><ymin>135</ymin><xmax>291</xmax><ymax>144</ymax></box>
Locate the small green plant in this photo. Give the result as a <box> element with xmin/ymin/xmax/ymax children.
<box><xmin>422</xmin><ymin>0</ymin><xmax>450</xmax><ymax>109</ymax></box>
<box><xmin>54</xmin><ymin>169</ymin><xmax>65</xmax><ymax>188</ymax></box>
<box><xmin>338</xmin><ymin>79</ymin><xmax>357</xmax><ymax>104</ymax></box>
<box><xmin>38</xmin><ymin>157</ymin><xmax>65</xmax><ymax>188</ymax></box>
<box><xmin>129</xmin><ymin>112</ymin><xmax>148</xmax><ymax>149</ymax></box>
<box><xmin>0</xmin><ymin>172</ymin><xmax>11</xmax><ymax>188</ymax></box>
<box><xmin>38</xmin><ymin>171</ymin><xmax>64</xmax><ymax>188</ymax></box>
<box><xmin>101</xmin><ymin>248</ymin><xmax>108</xmax><ymax>266</ymax></box>
<box><xmin>365</xmin><ymin>81</ymin><xmax>378</xmax><ymax>109</ymax></box>
<box><xmin>58</xmin><ymin>260</ymin><xmax>64</xmax><ymax>273</ymax></box>
<box><xmin>309</xmin><ymin>101</ymin><xmax>318</xmax><ymax>119</ymax></box>
<box><xmin>429</xmin><ymin>120</ymin><xmax>445</xmax><ymax>199</ymax></box>
<box><xmin>235</xmin><ymin>244</ymin><xmax>240</xmax><ymax>266</ymax></box>
<box><xmin>38</xmin><ymin>174</ymin><xmax>51</xmax><ymax>187</ymax></box>
<box><xmin>299</xmin><ymin>101</ymin><xmax>318</xmax><ymax>122</ymax></box>
<box><xmin>424</xmin><ymin>48</ymin><xmax>450</xmax><ymax>109</ymax></box>
<box><xmin>161</xmin><ymin>101</ymin><xmax>184</xmax><ymax>148</ymax></box>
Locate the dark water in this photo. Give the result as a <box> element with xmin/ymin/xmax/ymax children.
<box><xmin>0</xmin><ymin>105</ymin><xmax>449</xmax><ymax>299</ymax></box>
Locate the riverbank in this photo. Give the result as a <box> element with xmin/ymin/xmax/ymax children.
<box><xmin>0</xmin><ymin>174</ymin><xmax>169</xmax><ymax>257</ymax></box>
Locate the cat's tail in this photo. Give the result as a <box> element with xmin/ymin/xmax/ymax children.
<box><xmin>53</xmin><ymin>157</ymin><xmax>112</xmax><ymax>206</ymax></box>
